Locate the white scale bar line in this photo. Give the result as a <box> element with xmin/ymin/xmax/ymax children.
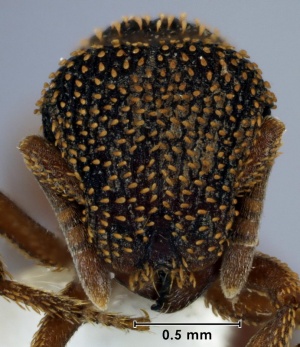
<box><xmin>133</xmin><ymin>319</ymin><xmax>242</xmax><ymax>328</ymax></box>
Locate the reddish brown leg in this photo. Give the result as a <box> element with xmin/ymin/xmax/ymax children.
<box><xmin>205</xmin><ymin>252</ymin><xmax>300</xmax><ymax>346</ymax></box>
<box><xmin>0</xmin><ymin>192</ymin><xmax>72</xmax><ymax>268</ymax></box>
<box><xmin>31</xmin><ymin>280</ymin><xmax>150</xmax><ymax>347</ymax></box>
<box><xmin>221</xmin><ymin>117</ymin><xmax>285</xmax><ymax>298</ymax></box>
<box><xmin>1</xmin><ymin>258</ymin><xmax>89</xmax><ymax>325</ymax></box>
<box><xmin>1</xmin><ymin>248</ymin><xmax>148</xmax><ymax>342</ymax></box>
<box><xmin>31</xmin><ymin>281</ymin><xmax>86</xmax><ymax>347</ymax></box>
<box><xmin>0</xmin><ymin>278</ymin><xmax>88</xmax><ymax>321</ymax></box>
<box><xmin>1</xmin><ymin>256</ymin><xmax>148</xmax><ymax>344</ymax></box>
<box><xmin>0</xmin><ymin>276</ymin><xmax>148</xmax><ymax>333</ymax></box>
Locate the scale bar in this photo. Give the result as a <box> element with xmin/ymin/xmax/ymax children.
<box><xmin>133</xmin><ymin>319</ymin><xmax>242</xmax><ymax>329</ymax></box>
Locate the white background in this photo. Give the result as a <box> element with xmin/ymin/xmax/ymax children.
<box><xmin>0</xmin><ymin>1</ymin><xmax>300</xmax><ymax>346</ymax></box>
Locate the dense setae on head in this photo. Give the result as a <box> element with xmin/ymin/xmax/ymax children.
<box><xmin>37</xmin><ymin>15</ymin><xmax>277</xmax><ymax>312</ymax></box>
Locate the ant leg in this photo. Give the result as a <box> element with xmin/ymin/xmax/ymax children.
<box><xmin>206</xmin><ymin>252</ymin><xmax>300</xmax><ymax>346</ymax></box>
<box><xmin>31</xmin><ymin>280</ymin><xmax>85</xmax><ymax>347</ymax></box>
<box><xmin>31</xmin><ymin>280</ymin><xmax>150</xmax><ymax>347</ymax></box>
<box><xmin>0</xmin><ymin>192</ymin><xmax>71</xmax><ymax>268</ymax></box>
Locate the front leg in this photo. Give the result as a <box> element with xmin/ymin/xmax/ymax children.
<box><xmin>19</xmin><ymin>135</ymin><xmax>111</xmax><ymax>310</ymax></box>
<box><xmin>31</xmin><ymin>280</ymin><xmax>149</xmax><ymax>347</ymax></box>
<box><xmin>205</xmin><ymin>252</ymin><xmax>300</xmax><ymax>346</ymax></box>
<box><xmin>0</xmin><ymin>192</ymin><xmax>71</xmax><ymax>268</ymax></box>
